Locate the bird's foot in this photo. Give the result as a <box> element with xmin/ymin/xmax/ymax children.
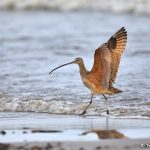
<box><xmin>106</xmin><ymin>110</ymin><xmax>109</xmax><ymax>115</ymax></box>
<box><xmin>79</xmin><ymin>110</ymin><xmax>86</xmax><ymax>116</ymax></box>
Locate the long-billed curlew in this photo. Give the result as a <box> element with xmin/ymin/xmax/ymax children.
<box><xmin>49</xmin><ymin>27</ymin><xmax>127</xmax><ymax>115</ymax></box>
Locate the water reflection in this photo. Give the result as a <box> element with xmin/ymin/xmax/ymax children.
<box><xmin>82</xmin><ymin>116</ymin><xmax>126</xmax><ymax>139</ymax></box>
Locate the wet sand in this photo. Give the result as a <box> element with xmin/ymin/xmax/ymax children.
<box><xmin>1</xmin><ymin>139</ymin><xmax>150</xmax><ymax>150</ymax></box>
<box><xmin>0</xmin><ymin>112</ymin><xmax>150</xmax><ymax>150</ymax></box>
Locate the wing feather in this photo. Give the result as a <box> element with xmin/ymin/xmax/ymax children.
<box><xmin>107</xmin><ymin>27</ymin><xmax>127</xmax><ymax>85</ymax></box>
<box><xmin>89</xmin><ymin>44</ymin><xmax>111</xmax><ymax>90</ymax></box>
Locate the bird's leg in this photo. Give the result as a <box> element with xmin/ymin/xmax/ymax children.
<box><xmin>80</xmin><ymin>93</ymin><xmax>94</xmax><ymax>116</ymax></box>
<box><xmin>103</xmin><ymin>94</ymin><xmax>109</xmax><ymax>115</ymax></box>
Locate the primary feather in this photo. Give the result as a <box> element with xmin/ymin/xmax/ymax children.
<box><xmin>107</xmin><ymin>27</ymin><xmax>127</xmax><ymax>86</ymax></box>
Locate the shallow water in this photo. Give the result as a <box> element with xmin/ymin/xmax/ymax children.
<box><xmin>0</xmin><ymin>11</ymin><xmax>150</xmax><ymax>118</ymax></box>
<box><xmin>0</xmin><ymin>113</ymin><xmax>150</xmax><ymax>143</ymax></box>
<box><xmin>1</xmin><ymin>128</ymin><xmax>150</xmax><ymax>143</ymax></box>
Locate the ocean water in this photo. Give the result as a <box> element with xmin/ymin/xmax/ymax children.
<box><xmin>0</xmin><ymin>11</ymin><xmax>150</xmax><ymax>118</ymax></box>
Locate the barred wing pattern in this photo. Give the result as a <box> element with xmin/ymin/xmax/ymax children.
<box><xmin>107</xmin><ymin>27</ymin><xmax>127</xmax><ymax>86</ymax></box>
<box><xmin>89</xmin><ymin>27</ymin><xmax>127</xmax><ymax>91</ymax></box>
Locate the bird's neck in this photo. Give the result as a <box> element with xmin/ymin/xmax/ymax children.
<box><xmin>78</xmin><ymin>62</ymin><xmax>88</xmax><ymax>78</ymax></box>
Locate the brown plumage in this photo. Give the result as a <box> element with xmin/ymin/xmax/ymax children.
<box><xmin>87</xmin><ymin>27</ymin><xmax>127</xmax><ymax>95</ymax></box>
<box><xmin>49</xmin><ymin>27</ymin><xmax>127</xmax><ymax>115</ymax></box>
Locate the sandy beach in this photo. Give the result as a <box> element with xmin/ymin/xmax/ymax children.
<box><xmin>1</xmin><ymin>139</ymin><xmax>150</xmax><ymax>150</ymax></box>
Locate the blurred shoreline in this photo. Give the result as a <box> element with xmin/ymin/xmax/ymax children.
<box><xmin>0</xmin><ymin>0</ymin><xmax>150</xmax><ymax>15</ymax></box>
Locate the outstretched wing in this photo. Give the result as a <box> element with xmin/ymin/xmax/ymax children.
<box><xmin>88</xmin><ymin>27</ymin><xmax>127</xmax><ymax>90</ymax></box>
<box><xmin>88</xmin><ymin>44</ymin><xmax>111</xmax><ymax>90</ymax></box>
<box><xmin>107</xmin><ymin>27</ymin><xmax>127</xmax><ymax>86</ymax></box>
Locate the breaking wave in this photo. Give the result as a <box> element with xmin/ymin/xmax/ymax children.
<box><xmin>0</xmin><ymin>0</ymin><xmax>150</xmax><ymax>14</ymax></box>
<box><xmin>0</xmin><ymin>93</ymin><xmax>150</xmax><ymax>119</ymax></box>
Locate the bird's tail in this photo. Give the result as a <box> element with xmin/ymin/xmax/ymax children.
<box><xmin>108</xmin><ymin>86</ymin><xmax>123</xmax><ymax>94</ymax></box>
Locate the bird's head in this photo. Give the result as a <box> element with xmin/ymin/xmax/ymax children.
<box><xmin>49</xmin><ymin>57</ymin><xmax>83</xmax><ymax>75</ymax></box>
<box><xmin>74</xmin><ymin>57</ymin><xmax>83</xmax><ymax>65</ymax></box>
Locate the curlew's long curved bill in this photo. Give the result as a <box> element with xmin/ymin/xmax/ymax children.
<box><xmin>49</xmin><ymin>61</ymin><xmax>75</xmax><ymax>75</ymax></box>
